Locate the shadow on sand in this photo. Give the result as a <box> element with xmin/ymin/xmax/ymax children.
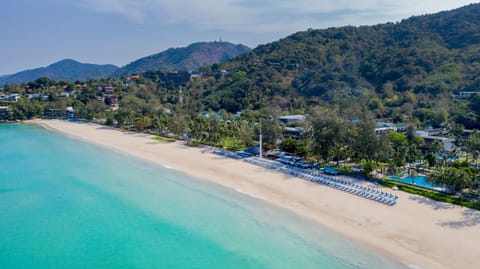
<box><xmin>439</xmin><ymin>209</ymin><xmax>480</xmax><ymax>228</ymax></box>
<box><xmin>408</xmin><ymin>195</ymin><xmax>454</xmax><ymax>210</ymax></box>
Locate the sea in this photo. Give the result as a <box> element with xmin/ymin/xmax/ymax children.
<box><xmin>0</xmin><ymin>124</ymin><xmax>408</xmax><ymax>268</ymax></box>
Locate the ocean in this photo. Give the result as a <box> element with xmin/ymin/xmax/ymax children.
<box><xmin>0</xmin><ymin>124</ymin><xmax>407</xmax><ymax>268</ymax></box>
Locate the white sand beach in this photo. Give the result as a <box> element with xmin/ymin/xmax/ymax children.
<box><xmin>30</xmin><ymin>119</ymin><xmax>480</xmax><ymax>269</ymax></box>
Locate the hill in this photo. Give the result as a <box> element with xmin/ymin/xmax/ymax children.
<box><xmin>192</xmin><ymin>3</ymin><xmax>480</xmax><ymax>125</ymax></box>
<box><xmin>0</xmin><ymin>59</ymin><xmax>119</xmax><ymax>85</ymax></box>
<box><xmin>113</xmin><ymin>41</ymin><xmax>250</xmax><ymax>77</ymax></box>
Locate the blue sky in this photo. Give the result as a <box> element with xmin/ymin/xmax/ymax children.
<box><xmin>1</xmin><ymin>0</ymin><xmax>477</xmax><ymax>75</ymax></box>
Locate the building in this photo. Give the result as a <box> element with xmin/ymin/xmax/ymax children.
<box><xmin>1</xmin><ymin>93</ymin><xmax>21</xmax><ymax>102</ymax></box>
<box><xmin>283</xmin><ymin>127</ymin><xmax>304</xmax><ymax>138</ymax></box>
<box><xmin>104</xmin><ymin>86</ymin><xmax>115</xmax><ymax>95</ymax></box>
<box><xmin>416</xmin><ymin>131</ymin><xmax>455</xmax><ymax>151</ymax></box>
<box><xmin>279</xmin><ymin>115</ymin><xmax>306</xmax><ymax>124</ymax></box>
<box><xmin>453</xmin><ymin>91</ymin><xmax>480</xmax><ymax>100</ymax></box>
<box><xmin>374</xmin><ymin>122</ymin><xmax>407</xmax><ymax>135</ymax></box>
<box><xmin>199</xmin><ymin>111</ymin><xmax>222</xmax><ymax>119</ymax></box>
<box><xmin>44</xmin><ymin>108</ymin><xmax>64</xmax><ymax>119</ymax></box>
<box><xmin>105</xmin><ymin>95</ymin><xmax>118</xmax><ymax>107</ymax></box>
<box><xmin>0</xmin><ymin>106</ymin><xmax>11</xmax><ymax>121</ymax></box>
<box><xmin>66</xmin><ymin>107</ymin><xmax>75</xmax><ymax>120</ymax></box>
<box><xmin>27</xmin><ymin>94</ymin><xmax>49</xmax><ymax>100</ymax></box>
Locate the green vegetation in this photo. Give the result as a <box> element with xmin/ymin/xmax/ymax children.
<box><xmin>152</xmin><ymin>136</ymin><xmax>176</xmax><ymax>142</ymax></box>
<box><xmin>0</xmin><ymin>59</ymin><xmax>118</xmax><ymax>85</ymax></box>
<box><xmin>2</xmin><ymin>4</ymin><xmax>480</xmax><ymax>207</ymax></box>
<box><xmin>112</xmin><ymin>42</ymin><xmax>250</xmax><ymax>77</ymax></box>
<box><xmin>379</xmin><ymin>180</ymin><xmax>480</xmax><ymax>210</ymax></box>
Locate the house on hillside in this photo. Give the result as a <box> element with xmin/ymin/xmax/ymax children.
<box><xmin>283</xmin><ymin>127</ymin><xmax>304</xmax><ymax>139</ymax></box>
<box><xmin>104</xmin><ymin>86</ymin><xmax>115</xmax><ymax>95</ymax></box>
<box><xmin>199</xmin><ymin>111</ymin><xmax>223</xmax><ymax>119</ymax></box>
<box><xmin>374</xmin><ymin>122</ymin><xmax>407</xmax><ymax>135</ymax></box>
<box><xmin>105</xmin><ymin>95</ymin><xmax>118</xmax><ymax>108</ymax></box>
<box><xmin>279</xmin><ymin>115</ymin><xmax>305</xmax><ymax>124</ymax></box>
<box><xmin>453</xmin><ymin>91</ymin><xmax>480</xmax><ymax>100</ymax></box>
<box><xmin>6</xmin><ymin>93</ymin><xmax>20</xmax><ymax>102</ymax></box>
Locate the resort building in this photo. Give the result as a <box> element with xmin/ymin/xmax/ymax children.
<box><xmin>416</xmin><ymin>131</ymin><xmax>455</xmax><ymax>151</ymax></box>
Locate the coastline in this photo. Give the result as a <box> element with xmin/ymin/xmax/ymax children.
<box><xmin>28</xmin><ymin>119</ymin><xmax>480</xmax><ymax>269</ymax></box>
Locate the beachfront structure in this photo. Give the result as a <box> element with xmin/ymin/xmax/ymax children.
<box><xmin>45</xmin><ymin>107</ymin><xmax>76</xmax><ymax>119</ymax></box>
<box><xmin>44</xmin><ymin>108</ymin><xmax>64</xmax><ymax>119</ymax></box>
<box><xmin>0</xmin><ymin>106</ymin><xmax>11</xmax><ymax>121</ymax></box>
<box><xmin>66</xmin><ymin>107</ymin><xmax>75</xmax><ymax>120</ymax></box>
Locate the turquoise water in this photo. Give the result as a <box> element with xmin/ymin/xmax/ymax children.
<box><xmin>0</xmin><ymin>124</ymin><xmax>407</xmax><ymax>268</ymax></box>
<box><xmin>390</xmin><ymin>176</ymin><xmax>446</xmax><ymax>191</ymax></box>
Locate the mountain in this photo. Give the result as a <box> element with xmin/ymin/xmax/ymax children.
<box><xmin>192</xmin><ymin>3</ymin><xmax>480</xmax><ymax>118</ymax></box>
<box><xmin>0</xmin><ymin>75</ymin><xmax>10</xmax><ymax>84</ymax></box>
<box><xmin>0</xmin><ymin>59</ymin><xmax>119</xmax><ymax>85</ymax></box>
<box><xmin>113</xmin><ymin>41</ymin><xmax>250</xmax><ymax>77</ymax></box>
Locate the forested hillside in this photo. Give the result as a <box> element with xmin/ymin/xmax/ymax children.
<box><xmin>113</xmin><ymin>42</ymin><xmax>250</xmax><ymax>77</ymax></box>
<box><xmin>0</xmin><ymin>59</ymin><xmax>119</xmax><ymax>85</ymax></box>
<box><xmin>190</xmin><ymin>3</ymin><xmax>480</xmax><ymax>127</ymax></box>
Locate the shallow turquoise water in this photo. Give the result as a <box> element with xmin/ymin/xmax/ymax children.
<box><xmin>0</xmin><ymin>124</ymin><xmax>407</xmax><ymax>268</ymax></box>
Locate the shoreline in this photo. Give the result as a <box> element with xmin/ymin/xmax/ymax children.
<box><xmin>28</xmin><ymin>119</ymin><xmax>480</xmax><ymax>269</ymax></box>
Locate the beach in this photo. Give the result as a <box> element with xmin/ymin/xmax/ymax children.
<box><xmin>30</xmin><ymin>119</ymin><xmax>480</xmax><ymax>269</ymax></box>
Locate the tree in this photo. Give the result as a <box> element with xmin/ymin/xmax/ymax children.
<box><xmin>280</xmin><ymin>137</ymin><xmax>307</xmax><ymax>156</ymax></box>
<box><xmin>310</xmin><ymin>111</ymin><xmax>347</xmax><ymax>163</ymax></box>
<box><xmin>386</xmin><ymin>131</ymin><xmax>408</xmax><ymax>166</ymax></box>
<box><xmin>352</xmin><ymin>111</ymin><xmax>379</xmax><ymax>162</ymax></box>
<box><xmin>259</xmin><ymin>118</ymin><xmax>283</xmax><ymax>148</ymax></box>
<box><xmin>134</xmin><ymin>116</ymin><xmax>152</xmax><ymax>132</ymax></box>
<box><xmin>169</xmin><ymin>114</ymin><xmax>188</xmax><ymax>135</ymax></box>
<box><xmin>465</xmin><ymin>131</ymin><xmax>480</xmax><ymax>164</ymax></box>
<box><xmin>429</xmin><ymin>167</ymin><xmax>474</xmax><ymax>192</ymax></box>
<box><xmin>405</xmin><ymin>125</ymin><xmax>424</xmax><ymax>163</ymax></box>
<box><xmin>469</xmin><ymin>94</ymin><xmax>480</xmax><ymax>115</ymax></box>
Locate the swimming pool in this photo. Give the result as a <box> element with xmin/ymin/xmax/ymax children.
<box><xmin>389</xmin><ymin>175</ymin><xmax>446</xmax><ymax>191</ymax></box>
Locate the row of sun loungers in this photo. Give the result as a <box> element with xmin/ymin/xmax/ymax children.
<box><xmin>212</xmin><ymin>149</ymin><xmax>246</xmax><ymax>159</ymax></box>
<box><xmin>243</xmin><ymin>156</ymin><xmax>399</xmax><ymax>206</ymax></box>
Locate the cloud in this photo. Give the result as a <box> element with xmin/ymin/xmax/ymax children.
<box><xmin>78</xmin><ymin>0</ymin><xmax>149</xmax><ymax>22</ymax></box>
<box><xmin>78</xmin><ymin>0</ymin><xmax>477</xmax><ymax>33</ymax></box>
